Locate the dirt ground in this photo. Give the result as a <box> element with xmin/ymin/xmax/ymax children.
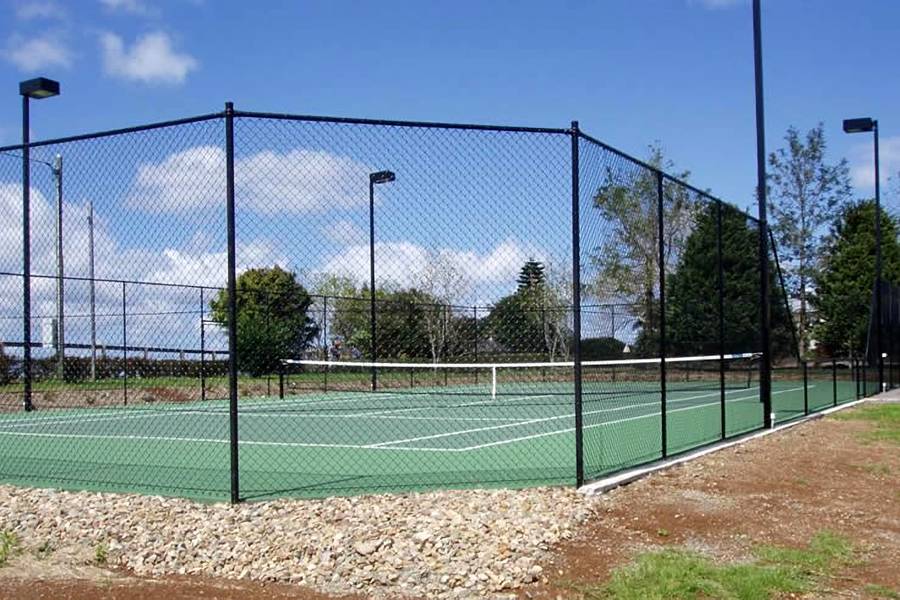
<box><xmin>0</xmin><ymin>401</ymin><xmax>897</xmax><ymax>600</ymax></box>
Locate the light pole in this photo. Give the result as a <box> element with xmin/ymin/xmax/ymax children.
<box><xmin>20</xmin><ymin>77</ymin><xmax>60</xmax><ymax>412</ymax></box>
<box><xmin>752</xmin><ymin>0</ymin><xmax>772</xmax><ymax>428</ymax></box>
<box><xmin>368</xmin><ymin>170</ymin><xmax>395</xmax><ymax>391</ymax></box>
<box><xmin>843</xmin><ymin>117</ymin><xmax>883</xmax><ymax>391</ymax></box>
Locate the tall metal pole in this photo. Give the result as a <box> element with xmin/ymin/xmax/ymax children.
<box><xmin>570</xmin><ymin>120</ymin><xmax>584</xmax><ymax>487</ymax></box>
<box><xmin>22</xmin><ymin>94</ymin><xmax>33</xmax><ymax>412</ymax></box>
<box><xmin>369</xmin><ymin>177</ymin><xmax>377</xmax><ymax>391</ymax></box>
<box><xmin>874</xmin><ymin>121</ymin><xmax>883</xmax><ymax>391</ymax></box>
<box><xmin>225</xmin><ymin>102</ymin><xmax>240</xmax><ymax>503</ymax></box>
<box><xmin>54</xmin><ymin>154</ymin><xmax>64</xmax><ymax>380</ymax></box>
<box><xmin>716</xmin><ymin>200</ymin><xmax>726</xmax><ymax>439</ymax></box>
<box><xmin>753</xmin><ymin>0</ymin><xmax>773</xmax><ymax>428</ymax></box>
<box><xmin>88</xmin><ymin>200</ymin><xmax>97</xmax><ymax>381</ymax></box>
<box><xmin>656</xmin><ymin>172</ymin><xmax>668</xmax><ymax>457</ymax></box>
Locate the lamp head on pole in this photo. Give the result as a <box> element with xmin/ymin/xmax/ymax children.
<box><xmin>19</xmin><ymin>77</ymin><xmax>60</xmax><ymax>99</ymax></box>
<box><xmin>843</xmin><ymin>117</ymin><xmax>875</xmax><ymax>134</ymax></box>
<box><xmin>370</xmin><ymin>170</ymin><xmax>396</xmax><ymax>185</ymax></box>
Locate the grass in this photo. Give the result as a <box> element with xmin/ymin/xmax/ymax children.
<box><xmin>833</xmin><ymin>403</ymin><xmax>900</xmax><ymax>445</ymax></box>
<box><xmin>94</xmin><ymin>542</ymin><xmax>108</xmax><ymax>566</ymax></box>
<box><xmin>866</xmin><ymin>584</ymin><xmax>900</xmax><ymax>599</ymax></box>
<box><xmin>573</xmin><ymin>531</ymin><xmax>854</xmax><ymax>599</ymax></box>
<box><xmin>0</xmin><ymin>530</ymin><xmax>19</xmax><ymax>567</ymax></box>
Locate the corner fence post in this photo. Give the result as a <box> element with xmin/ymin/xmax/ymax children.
<box><xmin>570</xmin><ymin>120</ymin><xmax>584</xmax><ymax>488</ymax></box>
<box><xmin>716</xmin><ymin>200</ymin><xmax>726</xmax><ymax>439</ymax></box>
<box><xmin>200</xmin><ymin>288</ymin><xmax>206</xmax><ymax>403</ymax></box>
<box><xmin>657</xmin><ymin>171</ymin><xmax>668</xmax><ymax>458</ymax></box>
<box><xmin>225</xmin><ymin>102</ymin><xmax>240</xmax><ymax>503</ymax></box>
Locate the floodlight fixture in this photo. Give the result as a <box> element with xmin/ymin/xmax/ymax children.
<box><xmin>370</xmin><ymin>170</ymin><xmax>396</xmax><ymax>185</ymax></box>
<box><xmin>843</xmin><ymin>117</ymin><xmax>875</xmax><ymax>134</ymax></box>
<box><xmin>19</xmin><ymin>77</ymin><xmax>60</xmax><ymax>99</ymax></box>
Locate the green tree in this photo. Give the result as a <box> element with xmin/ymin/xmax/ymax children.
<box><xmin>768</xmin><ymin>124</ymin><xmax>852</xmax><ymax>354</ymax></box>
<box><xmin>210</xmin><ymin>266</ymin><xmax>318</xmax><ymax>376</ymax></box>
<box><xmin>665</xmin><ymin>203</ymin><xmax>793</xmax><ymax>357</ymax></box>
<box><xmin>590</xmin><ymin>144</ymin><xmax>697</xmax><ymax>357</ymax></box>
<box><xmin>813</xmin><ymin>200</ymin><xmax>900</xmax><ymax>356</ymax></box>
<box><xmin>516</xmin><ymin>260</ymin><xmax>545</xmax><ymax>291</ymax></box>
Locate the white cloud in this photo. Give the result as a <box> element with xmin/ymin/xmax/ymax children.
<box><xmin>100</xmin><ymin>31</ymin><xmax>197</xmax><ymax>84</ymax></box>
<box><xmin>99</xmin><ymin>0</ymin><xmax>151</xmax><ymax>15</ymax></box>
<box><xmin>320</xmin><ymin>238</ymin><xmax>546</xmax><ymax>296</ymax></box>
<box><xmin>325</xmin><ymin>220</ymin><xmax>366</xmax><ymax>244</ymax></box>
<box><xmin>4</xmin><ymin>33</ymin><xmax>72</xmax><ymax>71</ymax></box>
<box><xmin>850</xmin><ymin>135</ymin><xmax>900</xmax><ymax>191</ymax></box>
<box><xmin>16</xmin><ymin>1</ymin><xmax>65</xmax><ymax>20</ymax></box>
<box><xmin>127</xmin><ymin>146</ymin><xmax>374</xmax><ymax>214</ymax></box>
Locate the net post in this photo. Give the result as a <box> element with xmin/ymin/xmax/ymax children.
<box><xmin>473</xmin><ymin>305</ymin><xmax>478</xmax><ymax>384</ymax></box>
<box><xmin>716</xmin><ymin>200</ymin><xmax>726</xmax><ymax>440</ymax></box>
<box><xmin>279</xmin><ymin>367</ymin><xmax>284</xmax><ymax>400</ymax></box>
<box><xmin>323</xmin><ymin>295</ymin><xmax>328</xmax><ymax>391</ymax></box>
<box><xmin>225</xmin><ymin>101</ymin><xmax>240</xmax><ymax>504</ymax></box>
<box><xmin>491</xmin><ymin>366</ymin><xmax>497</xmax><ymax>400</ymax></box>
<box><xmin>570</xmin><ymin>120</ymin><xmax>584</xmax><ymax>488</ymax></box>
<box><xmin>656</xmin><ymin>171</ymin><xmax>667</xmax><ymax>459</ymax></box>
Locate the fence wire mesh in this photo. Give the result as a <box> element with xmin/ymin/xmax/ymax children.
<box><xmin>0</xmin><ymin>108</ymin><xmax>889</xmax><ymax>502</ymax></box>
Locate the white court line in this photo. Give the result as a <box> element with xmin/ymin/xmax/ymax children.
<box><xmin>367</xmin><ymin>385</ymin><xmax>761</xmax><ymax>448</ymax></box>
<box><xmin>0</xmin><ymin>385</ymin><xmax>812</xmax><ymax>454</ymax></box>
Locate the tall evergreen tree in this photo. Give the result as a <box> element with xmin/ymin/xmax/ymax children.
<box><xmin>813</xmin><ymin>200</ymin><xmax>900</xmax><ymax>356</ymax></box>
<box><xmin>516</xmin><ymin>260</ymin><xmax>546</xmax><ymax>291</ymax></box>
<box><xmin>768</xmin><ymin>124</ymin><xmax>852</xmax><ymax>355</ymax></box>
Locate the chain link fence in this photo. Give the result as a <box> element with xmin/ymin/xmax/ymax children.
<box><xmin>0</xmin><ymin>107</ymin><xmax>888</xmax><ymax>501</ymax></box>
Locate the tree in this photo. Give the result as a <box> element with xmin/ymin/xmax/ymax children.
<box><xmin>768</xmin><ymin>124</ymin><xmax>852</xmax><ymax>355</ymax></box>
<box><xmin>589</xmin><ymin>144</ymin><xmax>697</xmax><ymax>357</ymax></box>
<box><xmin>812</xmin><ymin>200</ymin><xmax>900</xmax><ymax>356</ymax></box>
<box><xmin>311</xmin><ymin>273</ymin><xmax>358</xmax><ymax>355</ymax></box>
<box><xmin>516</xmin><ymin>260</ymin><xmax>545</xmax><ymax>291</ymax></box>
<box><xmin>665</xmin><ymin>203</ymin><xmax>793</xmax><ymax>357</ymax></box>
<box><xmin>210</xmin><ymin>266</ymin><xmax>318</xmax><ymax>376</ymax></box>
<box><xmin>419</xmin><ymin>251</ymin><xmax>470</xmax><ymax>363</ymax></box>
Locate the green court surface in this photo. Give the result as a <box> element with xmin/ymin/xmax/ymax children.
<box><xmin>0</xmin><ymin>377</ymin><xmax>854</xmax><ymax>501</ymax></box>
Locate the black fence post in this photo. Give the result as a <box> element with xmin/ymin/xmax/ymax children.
<box><xmin>473</xmin><ymin>305</ymin><xmax>478</xmax><ymax>384</ymax></box>
<box><xmin>716</xmin><ymin>200</ymin><xmax>726</xmax><ymax>439</ymax></box>
<box><xmin>225</xmin><ymin>102</ymin><xmax>240</xmax><ymax>504</ymax></box>
<box><xmin>657</xmin><ymin>171</ymin><xmax>668</xmax><ymax>458</ymax></box>
<box><xmin>832</xmin><ymin>356</ymin><xmax>837</xmax><ymax>407</ymax></box>
<box><xmin>803</xmin><ymin>361</ymin><xmax>809</xmax><ymax>415</ymax></box>
<box><xmin>22</xmin><ymin>95</ymin><xmax>33</xmax><ymax>412</ymax></box>
<box><xmin>570</xmin><ymin>120</ymin><xmax>584</xmax><ymax>487</ymax></box>
<box><xmin>122</xmin><ymin>281</ymin><xmax>127</xmax><ymax>406</ymax></box>
<box><xmin>322</xmin><ymin>295</ymin><xmax>328</xmax><ymax>391</ymax></box>
<box><xmin>200</xmin><ymin>288</ymin><xmax>206</xmax><ymax>403</ymax></box>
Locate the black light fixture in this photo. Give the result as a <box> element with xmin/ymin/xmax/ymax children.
<box><xmin>19</xmin><ymin>77</ymin><xmax>60</xmax><ymax>99</ymax></box>
<box><xmin>843</xmin><ymin>117</ymin><xmax>875</xmax><ymax>134</ymax></box>
<box><xmin>370</xmin><ymin>170</ymin><xmax>396</xmax><ymax>184</ymax></box>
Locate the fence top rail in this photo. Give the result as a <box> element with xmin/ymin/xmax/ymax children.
<box><xmin>0</xmin><ymin>111</ymin><xmax>225</xmax><ymax>153</ymax></box>
<box><xmin>576</xmin><ymin>129</ymin><xmax>757</xmax><ymax>224</ymax></box>
<box><xmin>232</xmin><ymin>110</ymin><xmax>572</xmax><ymax>135</ymax></box>
<box><xmin>0</xmin><ymin>270</ymin><xmax>223</xmax><ymax>292</ymax></box>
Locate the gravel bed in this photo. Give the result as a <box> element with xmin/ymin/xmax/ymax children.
<box><xmin>0</xmin><ymin>485</ymin><xmax>597</xmax><ymax>598</ymax></box>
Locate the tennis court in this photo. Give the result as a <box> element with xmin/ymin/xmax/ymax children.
<box><xmin>0</xmin><ymin>354</ymin><xmax>847</xmax><ymax>501</ymax></box>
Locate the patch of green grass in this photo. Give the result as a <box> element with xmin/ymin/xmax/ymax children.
<box><xmin>573</xmin><ymin>531</ymin><xmax>854</xmax><ymax>600</ymax></box>
<box><xmin>866</xmin><ymin>583</ymin><xmax>900</xmax><ymax>598</ymax></box>
<box><xmin>0</xmin><ymin>530</ymin><xmax>20</xmax><ymax>567</ymax></box>
<box><xmin>834</xmin><ymin>404</ymin><xmax>900</xmax><ymax>445</ymax></box>
<box><xmin>656</xmin><ymin>528</ymin><xmax>670</xmax><ymax>538</ymax></box>
<box><xmin>857</xmin><ymin>463</ymin><xmax>891</xmax><ymax>476</ymax></box>
<box><xmin>35</xmin><ymin>540</ymin><xmax>52</xmax><ymax>559</ymax></box>
<box><xmin>94</xmin><ymin>542</ymin><xmax>108</xmax><ymax>566</ymax></box>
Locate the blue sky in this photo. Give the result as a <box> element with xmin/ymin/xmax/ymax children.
<box><xmin>0</xmin><ymin>0</ymin><xmax>897</xmax><ymax>210</ymax></box>
<box><xmin>0</xmin><ymin>0</ymin><xmax>898</xmax><ymax>354</ymax></box>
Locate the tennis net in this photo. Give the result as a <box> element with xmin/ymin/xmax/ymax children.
<box><xmin>281</xmin><ymin>353</ymin><xmax>759</xmax><ymax>402</ymax></box>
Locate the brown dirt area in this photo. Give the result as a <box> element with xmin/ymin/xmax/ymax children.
<box><xmin>0</xmin><ymin>401</ymin><xmax>898</xmax><ymax>599</ymax></box>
